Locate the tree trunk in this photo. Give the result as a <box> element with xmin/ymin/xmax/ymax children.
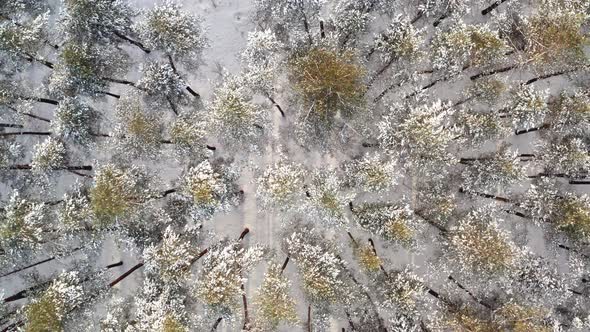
<box><xmin>22</xmin><ymin>52</ymin><xmax>54</xmax><ymax>69</ymax></box>
<box><xmin>481</xmin><ymin>0</ymin><xmax>509</xmax><ymax>15</ymax></box>
<box><xmin>558</xmin><ymin>244</ymin><xmax>590</xmax><ymax>259</ymax></box>
<box><xmin>459</xmin><ymin>188</ymin><xmax>511</xmax><ymax>202</ymax></box>
<box><xmin>0</xmin><ymin>246</ymin><xmax>84</xmax><ymax>278</ymax></box>
<box><xmin>0</xmin><ymin>124</ymin><xmax>23</xmax><ymax>128</ymax></box>
<box><xmin>96</xmin><ymin>90</ymin><xmax>121</xmax><ymax>99</ymax></box>
<box><xmin>7</xmin><ymin>165</ymin><xmax>92</xmax><ymax>171</ymax></box>
<box><xmin>280</xmin><ymin>256</ymin><xmax>290</xmax><ymax>273</ymax></box>
<box><xmin>239</xmin><ymin>228</ymin><xmax>250</xmax><ymax>240</ymax></box>
<box><xmin>106</xmin><ymin>261</ymin><xmax>124</xmax><ymax>268</ymax></box>
<box><xmin>241</xmin><ymin>284</ymin><xmax>250</xmax><ymax>330</ymax></box>
<box><xmin>102</xmin><ymin>77</ymin><xmax>137</xmax><ymax>87</ymax></box>
<box><xmin>0</xmin><ymin>131</ymin><xmax>51</xmax><ymax>137</ymax></box>
<box><xmin>470</xmin><ymin>64</ymin><xmax>518</xmax><ymax>80</ymax></box>
<box><xmin>525</xmin><ymin>69</ymin><xmax>578</xmax><ymax>85</ymax></box>
<box><xmin>6</xmin><ymin>261</ymin><xmax>125</xmax><ymax>302</ymax></box>
<box><xmin>166</xmin><ymin>96</ymin><xmax>179</xmax><ymax>115</ymax></box>
<box><xmin>432</xmin><ymin>12</ymin><xmax>449</xmax><ymax>27</ymax></box>
<box><xmin>367</xmin><ymin>58</ymin><xmax>394</xmax><ymax>88</ymax></box>
<box><xmin>267</xmin><ymin>96</ymin><xmax>286</xmax><ymax>117</ymax></box>
<box><xmin>20</xmin><ymin>96</ymin><xmax>59</xmax><ymax>105</ymax></box>
<box><xmin>411</xmin><ymin>10</ymin><xmax>423</xmax><ymax>24</ymax></box>
<box><xmin>447</xmin><ymin>275</ymin><xmax>492</xmax><ymax>309</ymax></box>
<box><xmin>404</xmin><ymin>76</ymin><xmax>447</xmax><ymax>99</ymax></box>
<box><xmin>113</xmin><ymin>30</ymin><xmax>150</xmax><ymax>53</ymax></box>
<box><xmin>346</xmin><ymin>231</ymin><xmax>358</xmax><ymax>246</ymax></box>
<box><xmin>210</xmin><ymin>318</ymin><xmax>223</xmax><ymax>331</ymax></box>
<box><xmin>515</xmin><ymin>123</ymin><xmax>550</xmax><ymax>135</ymax></box>
<box><xmin>109</xmin><ymin>262</ymin><xmax>144</xmax><ymax>288</ymax></box>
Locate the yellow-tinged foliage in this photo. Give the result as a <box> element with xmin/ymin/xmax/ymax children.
<box><xmin>162</xmin><ymin>315</ymin><xmax>186</xmax><ymax>332</ymax></box>
<box><xmin>290</xmin><ymin>48</ymin><xmax>365</xmax><ymax>117</ymax></box>
<box><xmin>254</xmin><ymin>264</ymin><xmax>298</xmax><ymax>328</ymax></box>
<box><xmin>494</xmin><ymin>303</ymin><xmax>551</xmax><ymax>332</ymax></box>
<box><xmin>525</xmin><ymin>11</ymin><xmax>588</xmax><ymax>65</ymax></box>
<box><xmin>24</xmin><ymin>293</ymin><xmax>63</xmax><ymax>332</ymax></box>
<box><xmin>354</xmin><ymin>245</ymin><xmax>382</xmax><ymax>272</ymax></box>
<box><xmin>384</xmin><ymin>218</ymin><xmax>414</xmax><ymax>246</ymax></box>
<box><xmin>445</xmin><ymin>308</ymin><xmax>497</xmax><ymax>332</ymax></box>
<box><xmin>89</xmin><ymin>165</ymin><xmax>135</xmax><ymax>226</ymax></box>
<box><xmin>556</xmin><ymin>197</ymin><xmax>590</xmax><ymax>241</ymax></box>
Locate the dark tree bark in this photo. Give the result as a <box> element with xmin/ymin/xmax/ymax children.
<box><xmin>7</xmin><ymin>165</ymin><xmax>92</xmax><ymax>171</ymax></box>
<box><xmin>109</xmin><ymin>262</ymin><xmax>144</xmax><ymax>288</ymax></box>
<box><xmin>210</xmin><ymin>317</ymin><xmax>223</xmax><ymax>331</ymax></box>
<box><xmin>102</xmin><ymin>77</ymin><xmax>137</xmax><ymax>87</ymax></box>
<box><xmin>515</xmin><ymin>123</ymin><xmax>550</xmax><ymax>135</ymax></box>
<box><xmin>96</xmin><ymin>90</ymin><xmax>121</xmax><ymax>99</ymax></box>
<box><xmin>470</xmin><ymin>64</ymin><xmax>518</xmax><ymax>80</ymax></box>
<box><xmin>241</xmin><ymin>284</ymin><xmax>250</xmax><ymax>330</ymax></box>
<box><xmin>280</xmin><ymin>256</ymin><xmax>290</xmax><ymax>273</ymax></box>
<box><xmin>0</xmin><ymin>131</ymin><xmax>51</xmax><ymax>137</ymax></box>
<box><xmin>267</xmin><ymin>96</ymin><xmax>286</xmax><ymax>117</ymax></box>
<box><xmin>113</xmin><ymin>30</ymin><xmax>151</xmax><ymax>53</ymax></box>
<box><xmin>0</xmin><ymin>124</ymin><xmax>23</xmax><ymax>128</ymax></box>
<box><xmin>448</xmin><ymin>275</ymin><xmax>492</xmax><ymax>309</ymax></box>
<box><xmin>482</xmin><ymin>0</ymin><xmax>510</xmax><ymax>15</ymax></box>
<box><xmin>458</xmin><ymin>188</ymin><xmax>511</xmax><ymax>203</ymax></box>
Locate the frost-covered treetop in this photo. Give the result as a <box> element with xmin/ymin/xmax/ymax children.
<box><xmin>135</xmin><ymin>0</ymin><xmax>207</xmax><ymax>60</ymax></box>
<box><xmin>1</xmin><ymin>0</ymin><xmax>589</xmax><ymax>329</ymax></box>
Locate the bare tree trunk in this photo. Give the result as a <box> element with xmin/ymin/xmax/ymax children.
<box><xmin>525</xmin><ymin>69</ymin><xmax>579</xmax><ymax>85</ymax></box>
<box><xmin>102</xmin><ymin>77</ymin><xmax>137</xmax><ymax>87</ymax></box>
<box><xmin>167</xmin><ymin>55</ymin><xmax>201</xmax><ymax>98</ymax></box>
<box><xmin>109</xmin><ymin>262</ymin><xmax>144</xmax><ymax>288</ymax></box>
<box><xmin>166</xmin><ymin>96</ymin><xmax>179</xmax><ymax>115</ymax></box>
<box><xmin>113</xmin><ymin>30</ymin><xmax>151</xmax><ymax>53</ymax></box>
<box><xmin>432</xmin><ymin>12</ymin><xmax>449</xmax><ymax>27</ymax></box>
<box><xmin>6</xmin><ymin>261</ymin><xmax>124</xmax><ymax>302</ymax></box>
<box><xmin>558</xmin><ymin>244</ymin><xmax>590</xmax><ymax>259</ymax></box>
<box><xmin>459</xmin><ymin>188</ymin><xmax>511</xmax><ymax>202</ymax></box>
<box><xmin>470</xmin><ymin>64</ymin><xmax>518</xmax><ymax>80</ymax></box>
<box><xmin>96</xmin><ymin>90</ymin><xmax>121</xmax><ymax>99</ymax></box>
<box><xmin>22</xmin><ymin>52</ymin><xmax>54</xmax><ymax>69</ymax></box>
<box><xmin>515</xmin><ymin>123</ymin><xmax>550</xmax><ymax>135</ymax></box>
<box><xmin>447</xmin><ymin>275</ymin><xmax>492</xmax><ymax>309</ymax></box>
<box><xmin>241</xmin><ymin>284</ymin><xmax>250</xmax><ymax>330</ymax></box>
<box><xmin>20</xmin><ymin>96</ymin><xmax>59</xmax><ymax>105</ymax></box>
<box><xmin>482</xmin><ymin>0</ymin><xmax>510</xmax><ymax>15</ymax></box>
<box><xmin>367</xmin><ymin>58</ymin><xmax>394</xmax><ymax>88</ymax></box>
<box><xmin>0</xmin><ymin>131</ymin><xmax>51</xmax><ymax>137</ymax></box>
<box><xmin>346</xmin><ymin>231</ymin><xmax>358</xmax><ymax>246</ymax></box>
<box><xmin>210</xmin><ymin>317</ymin><xmax>223</xmax><ymax>331</ymax></box>
<box><xmin>280</xmin><ymin>256</ymin><xmax>290</xmax><ymax>273</ymax></box>
<box><xmin>0</xmin><ymin>246</ymin><xmax>84</xmax><ymax>278</ymax></box>
<box><xmin>267</xmin><ymin>96</ymin><xmax>286</xmax><ymax>117</ymax></box>
<box><xmin>0</xmin><ymin>124</ymin><xmax>23</xmax><ymax>128</ymax></box>
<box><xmin>7</xmin><ymin>165</ymin><xmax>92</xmax><ymax>171</ymax></box>
<box><xmin>5</xmin><ymin>105</ymin><xmax>51</xmax><ymax>122</ymax></box>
